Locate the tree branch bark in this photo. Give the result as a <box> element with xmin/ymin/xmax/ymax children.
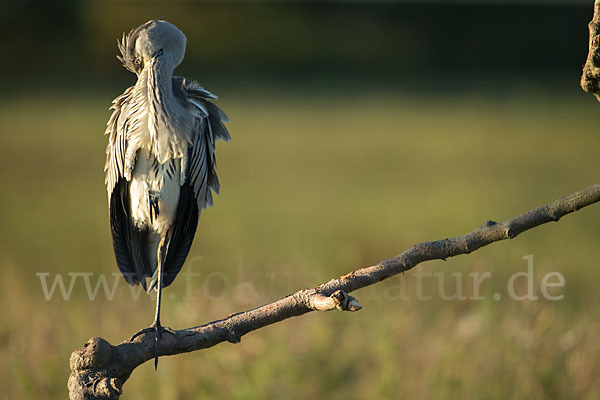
<box><xmin>68</xmin><ymin>183</ymin><xmax>600</xmax><ymax>399</ymax></box>
<box><xmin>581</xmin><ymin>0</ymin><xmax>600</xmax><ymax>98</ymax></box>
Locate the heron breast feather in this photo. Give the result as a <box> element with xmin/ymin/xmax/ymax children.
<box><xmin>129</xmin><ymin>150</ymin><xmax>181</xmax><ymax>231</ymax></box>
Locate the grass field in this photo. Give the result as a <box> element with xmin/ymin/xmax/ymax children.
<box><xmin>1</xmin><ymin>86</ymin><xmax>600</xmax><ymax>399</ymax></box>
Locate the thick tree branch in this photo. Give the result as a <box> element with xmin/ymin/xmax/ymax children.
<box><xmin>68</xmin><ymin>183</ymin><xmax>600</xmax><ymax>399</ymax></box>
<box><xmin>581</xmin><ymin>0</ymin><xmax>600</xmax><ymax>98</ymax></box>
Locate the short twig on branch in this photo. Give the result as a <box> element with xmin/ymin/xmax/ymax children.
<box><xmin>68</xmin><ymin>183</ymin><xmax>600</xmax><ymax>400</ymax></box>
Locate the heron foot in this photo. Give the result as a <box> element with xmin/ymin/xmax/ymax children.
<box><xmin>128</xmin><ymin>323</ymin><xmax>177</xmax><ymax>369</ymax></box>
<box><xmin>150</xmin><ymin>321</ymin><xmax>177</xmax><ymax>369</ymax></box>
<box><xmin>128</xmin><ymin>322</ymin><xmax>177</xmax><ymax>341</ymax></box>
<box><xmin>151</xmin><ymin>322</ymin><xmax>177</xmax><ymax>337</ymax></box>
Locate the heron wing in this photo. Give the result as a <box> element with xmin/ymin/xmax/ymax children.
<box><xmin>110</xmin><ymin>179</ymin><xmax>153</xmax><ymax>289</ymax></box>
<box><xmin>179</xmin><ymin>78</ymin><xmax>230</xmax><ymax>215</ymax></box>
<box><xmin>105</xmin><ymin>86</ymin><xmax>152</xmax><ymax>288</ymax></box>
<box><xmin>104</xmin><ymin>86</ymin><xmax>134</xmax><ymax>198</ymax></box>
<box><xmin>147</xmin><ymin>78</ymin><xmax>231</xmax><ymax>289</ymax></box>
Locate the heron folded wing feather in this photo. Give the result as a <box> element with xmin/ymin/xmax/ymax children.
<box><xmin>177</xmin><ymin>79</ymin><xmax>230</xmax><ymax>210</ymax></box>
<box><xmin>104</xmin><ymin>86</ymin><xmax>134</xmax><ymax>198</ymax></box>
<box><xmin>204</xmin><ymin>101</ymin><xmax>231</xmax><ymax>129</ymax></box>
<box><xmin>110</xmin><ymin>180</ymin><xmax>153</xmax><ymax>289</ymax></box>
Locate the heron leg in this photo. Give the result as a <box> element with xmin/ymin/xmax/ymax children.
<box><xmin>128</xmin><ymin>230</ymin><xmax>176</xmax><ymax>369</ymax></box>
<box><xmin>151</xmin><ymin>229</ymin><xmax>173</xmax><ymax>369</ymax></box>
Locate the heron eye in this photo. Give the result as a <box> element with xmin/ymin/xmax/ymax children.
<box><xmin>133</xmin><ymin>58</ymin><xmax>141</xmax><ymax>65</ymax></box>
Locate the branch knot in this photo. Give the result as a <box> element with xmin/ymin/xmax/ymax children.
<box><xmin>308</xmin><ymin>290</ymin><xmax>362</xmax><ymax>312</ymax></box>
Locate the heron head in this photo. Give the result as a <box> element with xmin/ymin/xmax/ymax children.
<box><xmin>118</xmin><ymin>20</ymin><xmax>187</xmax><ymax>75</ymax></box>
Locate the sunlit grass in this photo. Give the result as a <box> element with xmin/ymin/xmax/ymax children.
<box><xmin>1</xmin><ymin>88</ymin><xmax>599</xmax><ymax>399</ymax></box>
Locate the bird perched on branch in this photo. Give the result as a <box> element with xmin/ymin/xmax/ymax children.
<box><xmin>104</xmin><ymin>19</ymin><xmax>230</xmax><ymax>367</ymax></box>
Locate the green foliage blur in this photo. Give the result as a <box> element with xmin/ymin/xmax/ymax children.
<box><xmin>1</xmin><ymin>1</ymin><xmax>600</xmax><ymax>399</ymax></box>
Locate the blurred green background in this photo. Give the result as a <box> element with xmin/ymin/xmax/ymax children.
<box><xmin>2</xmin><ymin>0</ymin><xmax>600</xmax><ymax>399</ymax></box>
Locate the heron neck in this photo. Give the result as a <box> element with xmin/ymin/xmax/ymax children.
<box><xmin>145</xmin><ymin>59</ymin><xmax>175</xmax><ymax>106</ymax></box>
<box><xmin>139</xmin><ymin>59</ymin><xmax>190</xmax><ymax>162</ymax></box>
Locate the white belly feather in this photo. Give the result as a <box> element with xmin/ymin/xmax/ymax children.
<box><xmin>129</xmin><ymin>148</ymin><xmax>181</xmax><ymax>233</ymax></box>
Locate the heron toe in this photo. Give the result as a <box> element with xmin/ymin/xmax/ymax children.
<box><xmin>151</xmin><ymin>322</ymin><xmax>177</xmax><ymax>369</ymax></box>
<box><xmin>128</xmin><ymin>326</ymin><xmax>156</xmax><ymax>342</ymax></box>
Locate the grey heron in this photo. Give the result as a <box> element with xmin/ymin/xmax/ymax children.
<box><xmin>104</xmin><ymin>20</ymin><xmax>230</xmax><ymax>367</ymax></box>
